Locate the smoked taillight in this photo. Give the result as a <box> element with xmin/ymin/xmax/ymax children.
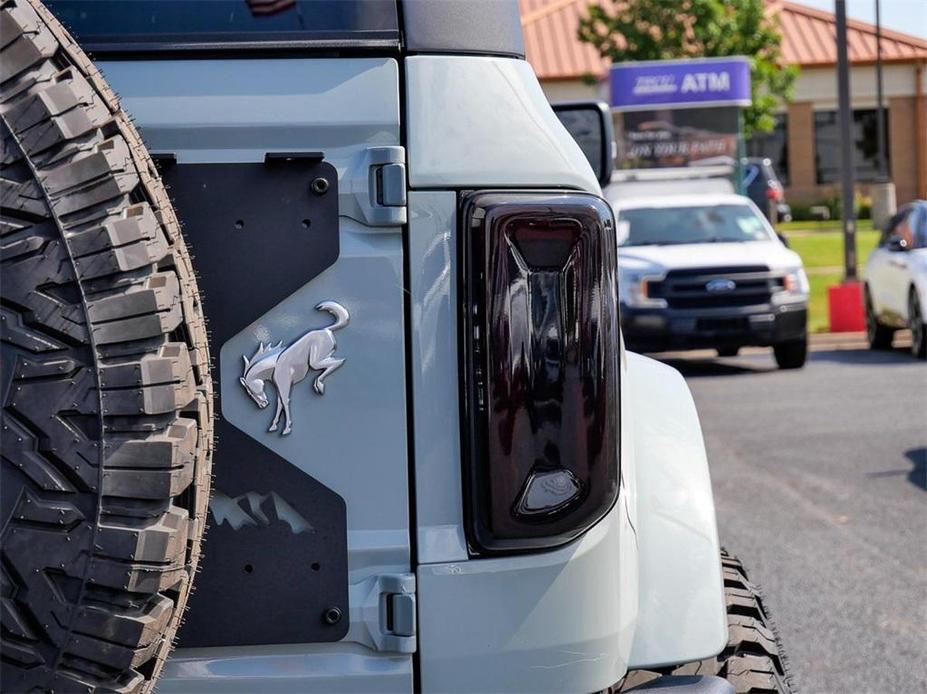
<box><xmin>461</xmin><ymin>191</ymin><xmax>620</xmax><ymax>554</ymax></box>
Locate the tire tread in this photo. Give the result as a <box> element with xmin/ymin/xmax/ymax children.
<box><xmin>1</xmin><ymin>2</ymin><xmax>213</xmax><ymax>692</ymax></box>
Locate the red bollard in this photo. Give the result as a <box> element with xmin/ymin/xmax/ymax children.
<box><xmin>827</xmin><ymin>280</ymin><xmax>866</xmax><ymax>332</ymax></box>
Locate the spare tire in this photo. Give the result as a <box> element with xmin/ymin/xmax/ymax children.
<box><xmin>1</xmin><ymin>1</ymin><xmax>213</xmax><ymax>692</ymax></box>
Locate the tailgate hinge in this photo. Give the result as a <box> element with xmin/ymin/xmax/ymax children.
<box><xmin>341</xmin><ymin>146</ymin><xmax>407</xmax><ymax>228</ymax></box>
<box><xmin>350</xmin><ymin>572</ymin><xmax>417</xmax><ymax>654</ymax></box>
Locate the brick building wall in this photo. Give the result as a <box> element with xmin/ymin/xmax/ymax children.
<box><xmin>770</xmin><ymin>63</ymin><xmax>927</xmax><ymax>207</ymax></box>
<box><xmin>785</xmin><ymin>102</ymin><xmax>817</xmax><ymax>202</ymax></box>
<box><xmin>888</xmin><ymin>96</ymin><xmax>918</xmax><ymax>205</ymax></box>
<box><xmin>783</xmin><ymin>93</ymin><xmax>926</xmax><ymax>207</ymax></box>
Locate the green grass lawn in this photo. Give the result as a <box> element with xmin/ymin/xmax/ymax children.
<box><xmin>780</xmin><ymin>226</ymin><xmax>880</xmax><ymax>332</ymax></box>
<box><xmin>784</xmin><ymin>228</ymin><xmax>880</xmax><ymax>269</ymax></box>
<box><xmin>777</xmin><ymin>218</ymin><xmax>875</xmax><ymax>234</ymax></box>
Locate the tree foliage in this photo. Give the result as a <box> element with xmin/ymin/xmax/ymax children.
<box><xmin>578</xmin><ymin>0</ymin><xmax>798</xmax><ymax>136</ymax></box>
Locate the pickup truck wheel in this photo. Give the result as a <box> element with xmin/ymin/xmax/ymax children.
<box><xmin>865</xmin><ymin>288</ymin><xmax>894</xmax><ymax>350</ymax></box>
<box><xmin>618</xmin><ymin>550</ymin><xmax>794</xmax><ymax>694</ymax></box>
<box><xmin>772</xmin><ymin>338</ymin><xmax>806</xmax><ymax>370</ymax></box>
<box><xmin>909</xmin><ymin>289</ymin><xmax>927</xmax><ymax>359</ymax></box>
<box><xmin>1</xmin><ymin>2</ymin><xmax>213</xmax><ymax>692</ymax></box>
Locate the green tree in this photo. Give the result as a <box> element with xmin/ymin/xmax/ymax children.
<box><xmin>578</xmin><ymin>0</ymin><xmax>797</xmax><ymax>136</ymax></box>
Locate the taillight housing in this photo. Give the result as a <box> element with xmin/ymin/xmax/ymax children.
<box><xmin>461</xmin><ymin>191</ymin><xmax>620</xmax><ymax>554</ymax></box>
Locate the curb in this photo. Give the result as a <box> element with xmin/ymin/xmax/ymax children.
<box><xmin>808</xmin><ymin>331</ymin><xmax>867</xmax><ymax>348</ymax></box>
<box><xmin>656</xmin><ymin>330</ymin><xmax>912</xmax><ymax>360</ymax></box>
<box><xmin>810</xmin><ymin>330</ymin><xmax>912</xmax><ymax>350</ymax></box>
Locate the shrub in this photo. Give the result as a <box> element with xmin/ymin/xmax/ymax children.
<box><xmin>789</xmin><ymin>202</ymin><xmax>815</xmax><ymax>221</ymax></box>
<box><xmin>791</xmin><ymin>194</ymin><xmax>871</xmax><ymax>221</ymax></box>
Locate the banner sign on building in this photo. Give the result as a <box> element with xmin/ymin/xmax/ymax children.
<box><xmin>610</xmin><ymin>56</ymin><xmax>751</xmax><ymax>111</ymax></box>
<box><xmin>617</xmin><ymin>109</ymin><xmax>740</xmax><ymax>168</ymax></box>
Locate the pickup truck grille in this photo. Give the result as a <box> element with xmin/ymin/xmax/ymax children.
<box><xmin>648</xmin><ymin>265</ymin><xmax>783</xmax><ymax>309</ymax></box>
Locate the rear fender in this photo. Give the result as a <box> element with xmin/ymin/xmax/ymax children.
<box><xmin>625</xmin><ymin>353</ymin><xmax>727</xmax><ymax>668</ymax></box>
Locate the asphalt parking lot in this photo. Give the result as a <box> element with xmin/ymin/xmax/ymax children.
<box><xmin>664</xmin><ymin>342</ymin><xmax>927</xmax><ymax>694</ymax></box>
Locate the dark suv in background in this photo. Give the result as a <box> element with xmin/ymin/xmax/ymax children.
<box><xmin>743</xmin><ymin>156</ymin><xmax>791</xmax><ymax>224</ymax></box>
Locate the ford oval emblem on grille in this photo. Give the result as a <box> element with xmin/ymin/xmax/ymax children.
<box><xmin>706</xmin><ymin>278</ymin><xmax>737</xmax><ymax>293</ymax></box>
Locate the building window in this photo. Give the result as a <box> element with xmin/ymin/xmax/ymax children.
<box><xmin>814</xmin><ymin>108</ymin><xmax>890</xmax><ymax>184</ymax></box>
<box><xmin>746</xmin><ymin>114</ymin><xmax>789</xmax><ymax>184</ymax></box>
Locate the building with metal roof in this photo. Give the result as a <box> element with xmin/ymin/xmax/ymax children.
<box><xmin>522</xmin><ymin>0</ymin><xmax>927</xmax><ymax>205</ymax></box>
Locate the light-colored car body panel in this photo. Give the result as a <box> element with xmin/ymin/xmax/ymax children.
<box><xmin>405</xmin><ymin>55</ymin><xmax>599</xmax><ymax>191</ymax></box>
<box><xmin>417</xmin><ymin>492</ymin><xmax>638</xmax><ymax>693</ymax></box>
<box><xmin>866</xmin><ymin>247</ymin><xmax>927</xmax><ymax>325</ymax></box>
<box><xmin>619</xmin><ymin>239</ymin><xmax>805</xmax><ymax>274</ymax></box>
<box><xmin>625</xmin><ymin>353</ymin><xmax>728</xmax><ymax>668</ymax></box>
<box><xmin>155</xmin><ymin>643</ymin><xmax>411</xmax><ymax>694</ymax></box>
<box><xmin>407</xmin><ymin>190</ymin><xmax>469</xmax><ymax>565</ymax></box>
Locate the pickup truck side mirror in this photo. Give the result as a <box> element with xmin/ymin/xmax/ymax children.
<box><xmin>776</xmin><ymin>232</ymin><xmax>791</xmax><ymax>248</ymax></box>
<box><xmin>887</xmin><ymin>235</ymin><xmax>909</xmax><ymax>252</ymax></box>
<box><xmin>552</xmin><ymin>101</ymin><xmax>615</xmax><ymax>187</ymax></box>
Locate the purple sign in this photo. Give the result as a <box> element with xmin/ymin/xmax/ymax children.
<box><xmin>610</xmin><ymin>57</ymin><xmax>751</xmax><ymax>111</ymax></box>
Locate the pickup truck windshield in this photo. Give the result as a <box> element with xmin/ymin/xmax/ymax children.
<box><xmin>617</xmin><ymin>204</ymin><xmax>773</xmax><ymax>247</ymax></box>
<box><xmin>45</xmin><ymin>0</ymin><xmax>399</xmax><ymax>50</ymax></box>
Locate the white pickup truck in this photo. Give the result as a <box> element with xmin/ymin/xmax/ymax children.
<box><xmin>609</xmin><ymin>187</ymin><xmax>810</xmax><ymax>369</ymax></box>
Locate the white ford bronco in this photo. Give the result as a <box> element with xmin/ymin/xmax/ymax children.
<box><xmin>1</xmin><ymin>2</ymin><xmax>791</xmax><ymax>692</ymax></box>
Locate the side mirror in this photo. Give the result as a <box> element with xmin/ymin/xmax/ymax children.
<box><xmin>777</xmin><ymin>232</ymin><xmax>790</xmax><ymax>248</ymax></box>
<box><xmin>552</xmin><ymin>101</ymin><xmax>615</xmax><ymax>187</ymax></box>
<box><xmin>887</xmin><ymin>235</ymin><xmax>909</xmax><ymax>252</ymax></box>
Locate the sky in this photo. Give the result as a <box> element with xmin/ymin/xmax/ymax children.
<box><xmin>794</xmin><ymin>0</ymin><xmax>927</xmax><ymax>39</ymax></box>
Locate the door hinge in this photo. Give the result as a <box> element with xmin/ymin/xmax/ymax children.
<box><xmin>341</xmin><ymin>146</ymin><xmax>407</xmax><ymax>228</ymax></box>
<box><xmin>350</xmin><ymin>572</ymin><xmax>416</xmax><ymax>654</ymax></box>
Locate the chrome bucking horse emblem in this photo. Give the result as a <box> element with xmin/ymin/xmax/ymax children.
<box><xmin>239</xmin><ymin>301</ymin><xmax>349</xmax><ymax>435</ymax></box>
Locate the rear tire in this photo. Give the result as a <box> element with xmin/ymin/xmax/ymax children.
<box><xmin>1</xmin><ymin>2</ymin><xmax>213</xmax><ymax>692</ymax></box>
<box><xmin>716</xmin><ymin>346</ymin><xmax>739</xmax><ymax>358</ymax></box>
<box><xmin>618</xmin><ymin>550</ymin><xmax>794</xmax><ymax>694</ymax></box>
<box><xmin>910</xmin><ymin>288</ymin><xmax>927</xmax><ymax>359</ymax></box>
<box><xmin>865</xmin><ymin>288</ymin><xmax>894</xmax><ymax>350</ymax></box>
<box><xmin>772</xmin><ymin>338</ymin><xmax>807</xmax><ymax>370</ymax></box>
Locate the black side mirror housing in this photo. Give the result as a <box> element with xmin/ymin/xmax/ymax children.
<box><xmin>552</xmin><ymin>101</ymin><xmax>615</xmax><ymax>187</ymax></box>
<box><xmin>777</xmin><ymin>232</ymin><xmax>791</xmax><ymax>248</ymax></box>
<box><xmin>887</xmin><ymin>235</ymin><xmax>909</xmax><ymax>252</ymax></box>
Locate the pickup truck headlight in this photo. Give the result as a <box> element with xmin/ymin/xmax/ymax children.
<box><xmin>780</xmin><ymin>268</ymin><xmax>810</xmax><ymax>298</ymax></box>
<box><xmin>619</xmin><ymin>271</ymin><xmax>667</xmax><ymax>308</ymax></box>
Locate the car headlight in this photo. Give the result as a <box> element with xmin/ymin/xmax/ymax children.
<box><xmin>780</xmin><ymin>268</ymin><xmax>809</xmax><ymax>297</ymax></box>
<box><xmin>619</xmin><ymin>271</ymin><xmax>667</xmax><ymax>308</ymax></box>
